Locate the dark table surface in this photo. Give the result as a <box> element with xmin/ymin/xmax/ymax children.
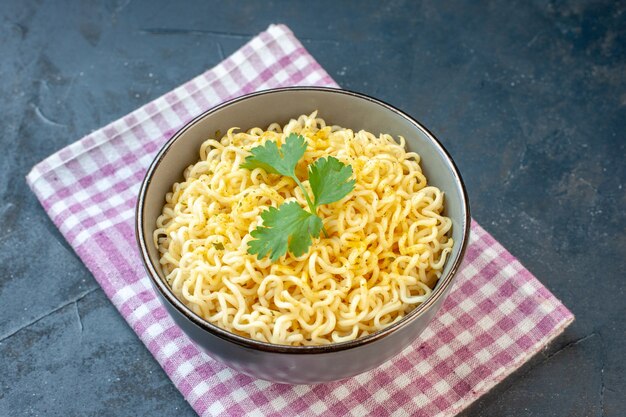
<box><xmin>1</xmin><ymin>0</ymin><xmax>624</xmax><ymax>416</ymax></box>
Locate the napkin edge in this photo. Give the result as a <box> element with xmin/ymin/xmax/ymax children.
<box><xmin>444</xmin><ymin>312</ymin><xmax>574</xmax><ymax>417</ymax></box>
<box><xmin>24</xmin><ymin>23</ymin><xmax>297</xmax><ymax>190</ymax></box>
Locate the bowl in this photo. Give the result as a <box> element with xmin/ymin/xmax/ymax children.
<box><xmin>136</xmin><ymin>87</ymin><xmax>470</xmax><ymax>384</ymax></box>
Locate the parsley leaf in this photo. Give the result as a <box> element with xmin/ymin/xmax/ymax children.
<box><xmin>242</xmin><ymin>133</ymin><xmax>316</xmax><ymax>219</ymax></box>
<box><xmin>242</xmin><ymin>133</ymin><xmax>355</xmax><ymax>261</ymax></box>
<box><xmin>240</xmin><ymin>133</ymin><xmax>306</xmax><ymax>177</ymax></box>
<box><xmin>248</xmin><ymin>202</ymin><xmax>323</xmax><ymax>261</ymax></box>
<box><xmin>308</xmin><ymin>156</ymin><xmax>356</xmax><ymax>207</ymax></box>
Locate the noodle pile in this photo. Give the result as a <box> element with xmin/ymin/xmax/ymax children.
<box><xmin>154</xmin><ymin>112</ymin><xmax>453</xmax><ymax>345</ymax></box>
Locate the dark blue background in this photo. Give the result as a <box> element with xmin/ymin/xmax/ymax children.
<box><xmin>0</xmin><ymin>1</ymin><xmax>624</xmax><ymax>416</ymax></box>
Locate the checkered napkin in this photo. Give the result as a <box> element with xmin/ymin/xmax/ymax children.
<box><xmin>27</xmin><ymin>24</ymin><xmax>573</xmax><ymax>417</ymax></box>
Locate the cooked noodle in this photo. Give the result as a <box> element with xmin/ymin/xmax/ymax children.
<box><xmin>154</xmin><ymin>112</ymin><xmax>453</xmax><ymax>346</ymax></box>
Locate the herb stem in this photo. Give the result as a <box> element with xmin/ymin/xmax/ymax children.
<box><xmin>292</xmin><ymin>175</ymin><xmax>316</xmax><ymax>214</ymax></box>
<box><xmin>292</xmin><ymin>175</ymin><xmax>328</xmax><ymax>237</ymax></box>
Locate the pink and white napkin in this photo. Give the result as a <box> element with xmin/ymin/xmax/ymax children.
<box><xmin>27</xmin><ymin>24</ymin><xmax>574</xmax><ymax>417</ymax></box>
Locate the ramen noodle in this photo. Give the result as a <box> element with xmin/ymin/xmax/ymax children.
<box><xmin>154</xmin><ymin>112</ymin><xmax>453</xmax><ymax>346</ymax></box>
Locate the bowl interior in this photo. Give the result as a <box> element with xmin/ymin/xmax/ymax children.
<box><xmin>139</xmin><ymin>87</ymin><xmax>469</xmax><ymax>338</ymax></box>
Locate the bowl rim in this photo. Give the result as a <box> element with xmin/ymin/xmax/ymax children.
<box><xmin>136</xmin><ymin>86</ymin><xmax>471</xmax><ymax>354</ymax></box>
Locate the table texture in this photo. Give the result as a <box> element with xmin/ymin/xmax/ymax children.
<box><xmin>0</xmin><ymin>1</ymin><xmax>624</xmax><ymax>416</ymax></box>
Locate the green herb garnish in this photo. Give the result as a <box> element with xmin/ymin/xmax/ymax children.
<box><xmin>241</xmin><ymin>133</ymin><xmax>355</xmax><ymax>261</ymax></box>
<box><xmin>247</xmin><ymin>201</ymin><xmax>323</xmax><ymax>260</ymax></box>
